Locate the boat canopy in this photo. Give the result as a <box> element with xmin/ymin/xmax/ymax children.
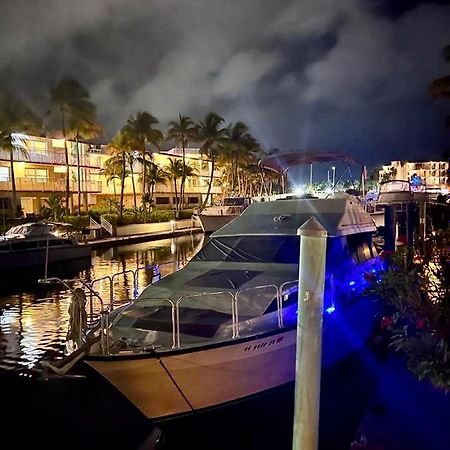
<box><xmin>5</xmin><ymin>222</ymin><xmax>51</xmax><ymax>237</ymax></box>
<box><xmin>258</xmin><ymin>150</ymin><xmax>360</xmax><ymax>174</ymax></box>
<box><xmin>212</xmin><ymin>194</ymin><xmax>376</xmax><ymax>238</ymax></box>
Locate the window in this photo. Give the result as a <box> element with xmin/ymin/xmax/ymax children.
<box><xmin>155</xmin><ymin>197</ymin><xmax>170</xmax><ymax>205</ymax></box>
<box><xmin>0</xmin><ymin>167</ymin><xmax>10</xmax><ymax>181</ymax></box>
<box><xmin>0</xmin><ymin>198</ymin><xmax>11</xmax><ymax>209</ymax></box>
<box><xmin>27</xmin><ymin>140</ymin><xmax>47</xmax><ymax>154</ymax></box>
<box><xmin>25</xmin><ymin>168</ymin><xmax>48</xmax><ymax>182</ymax></box>
<box><xmin>187</xmin><ymin>196</ymin><xmax>199</xmax><ymax>204</ymax></box>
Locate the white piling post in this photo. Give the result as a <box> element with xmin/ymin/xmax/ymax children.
<box><xmin>293</xmin><ymin>217</ymin><xmax>328</xmax><ymax>450</ymax></box>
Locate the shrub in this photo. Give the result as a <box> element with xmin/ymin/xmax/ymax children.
<box><xmin>102</xmin><ymin>214</ymin><xmax>119</xmax><ymax>226</ymax></box>
<box><xmin>178</xmin><ymin>209</ymin><xmax>194</xmax><ymax>220</ymax></box>
<box><xmin>63</xmin><ymin>215</ymin><xmax>90</xmax><ymax>229</ymax></box>
<box><xmin>149</xmin><ymin>210</ymin><xmax>175</xmax><ymax>223</ymax></box>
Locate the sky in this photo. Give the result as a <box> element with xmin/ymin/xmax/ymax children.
<box><xmin>1</xmin><ymin>0</ymin><xmax>449</xmax><ymax>168</ymax></box>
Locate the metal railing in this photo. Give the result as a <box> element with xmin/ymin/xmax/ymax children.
<box><xmin>100</xmin><ymin>216</ymin><xmax>113</xmax><ymax>236</ymax></box>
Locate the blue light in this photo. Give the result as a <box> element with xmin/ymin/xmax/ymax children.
<box><xmin>349</xmin><ymin>281</ymin><xmax>356</xmax><ymax>286</ymax></box>
<box><xmin>325</xmin><ymin>305</ymin><xmax>336</xmax><ymax>314</ymax></box>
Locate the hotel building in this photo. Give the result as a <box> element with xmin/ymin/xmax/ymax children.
<box><xmin>0</xmin><ymin>134</ymin><xmax>222</xmax><ymax>217</ymax></box>
<box><xmin>379</xmin><ymin>160</ymin><xmax>449</xmax><ymax>194</ymax></box>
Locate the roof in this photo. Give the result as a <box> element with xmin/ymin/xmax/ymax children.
<box><xmin>212</xmin><ymin>193</ymin><xmax>376</xmax><ymax>238</ymax></box>
<box><xmin>258</xmin><ymin>150</ymin><xmax>361</xmax><ymax>174</ymax></box>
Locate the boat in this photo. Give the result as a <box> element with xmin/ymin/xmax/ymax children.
<box><xmin>76</xmin><ymin>193</ymin><xmax>382</xmax><ymax>422</ymax></box>
<box><xmin>0</xmin><ymin>222</ymin><xmax>91</xmax><ymax>270</ymax></box>
<box><xmin>192</xmin><ymin>196</ymin><xmax>251</xmax><ymax>233</ymax></box>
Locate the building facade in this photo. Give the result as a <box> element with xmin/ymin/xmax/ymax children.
<box><xmin>0</xmin><ymin>134</ymin><xmax>222</xmax><ymax>216</ymax></box>
<box><xmin>379</xmin><ymin>160</ymin><xmax>449</xmax><ymax>194</ymax></box>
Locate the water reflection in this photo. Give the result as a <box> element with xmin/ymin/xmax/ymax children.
<box><xmin>0</xmin><ymin>233</ymin><xmax>204</xmax><ymax>371</ymax></box>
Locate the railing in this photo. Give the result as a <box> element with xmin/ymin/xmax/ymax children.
<box><xmin>0</xmin><ymin>178</ymin><xmax>102</xmax><ymax>193</ymax></box>
<box><xmin>100</xmin><ymin>216</ymin><xmax>113</xmax><ymax>236</ymax></box>
<box><xmin>167</xmin><ymin>281</ymin><xmax>298</xmax><ymax>349</ymax></box>
<box><xmin>0</xmin><ymin>149</ymin><xmax>101</xmax><ymax>168</ymax></box>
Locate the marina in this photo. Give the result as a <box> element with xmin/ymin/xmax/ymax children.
<box><xmin>0</xmin><ymin>233</ymin><xmax>204</xmax><ymax>372</ymax></box>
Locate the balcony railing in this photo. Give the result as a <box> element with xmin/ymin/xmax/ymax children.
<box><xmin>0</xmin><ymin>178</ymin><xmax>102</xmax><ymax>193</ymax></box>
<box><xmin>0</xmin><ymin>149</ymin><xmax>101</xmax><ymax>168</ymax></box>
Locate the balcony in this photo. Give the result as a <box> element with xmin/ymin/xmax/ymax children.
<box><xmin>0</xmin><ymin>178</ymin><xmax>102</xmax><ymax>193</ymax></box>
<box><xmin>0</xmin><ymin>149</ymin><xmax>101</xmax><ymax>169</ymax></box>
<box><xmin>154</xmin><ymin>183</ymin><xmax>221</xmax><ymax>194</ymax></box>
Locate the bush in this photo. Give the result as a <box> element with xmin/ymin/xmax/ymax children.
<box><xmin>149</xmin><ymin>210</ymin><xmax>175</xmax><ymax>223</ymax></box>
<box><xmin>178</xmin><ymin>209</ymin><xmax>194</xmax><ymax>220</ymax></box>
<box><xmin>63</xmin><ymin>215</ymin><xmax>90</xmax><ymax>230</ymax></box>
<box><xmin>102</xmin><ymin>214</ymin><xmax>119</xmax><ymax>226</ymax></box>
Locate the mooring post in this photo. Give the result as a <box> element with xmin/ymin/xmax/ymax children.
<box><xmin>293</xmin><ymin>217</ymin><xmax>328</xmax><ymax>450</ymax></box>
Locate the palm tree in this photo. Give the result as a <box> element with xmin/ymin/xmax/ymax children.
<box><xmin>166</xmin><ymin>159</ymin><xmax>183</xmax><ymax>215</ymax></box>
<box><xmin>165</xmin><ymin>159</ymin><xmax>197</xmax><ymax>216</ymax></box>
<box><xmin>127</xmin><ymin>150</ymin><xmax>139</xmax><ymax>210</ymax></box>
<box><xmin>68</xmin><ymin>116</ymin><xmax>103</xmax><ymax>215</ymax></box>
<box><xmin>100</xmin><ymin>158</ymin><xmax>123</xmax><ymax>199</ymax></box>
<box><xmin>428</xmin><ymin>45</ymin><xmax>450</xmax><ymax>127</ymax></box>
<box><xmin>195</xmin><ymin>112</ymin><xmax>227</xmax><ymax>208</ymax></box>
<box><xmin>139</xmin><ymin>161</ymin><xmax>168</xmax><ymax>209</ymax></box>
<box><xmin>50</xmin><ymin>78</ymin><xmax>98</xmax><ymax>212</ymax></box>
<box><xmin>124</xmin><ymin>112</ymin><xmax>163</xmax><ymax>207</ymax></box>
<box><xmin>0</xmin><ymin>92</ymin><xmax>41</xmax><ymax>217</ymax></box>
<box><xmin>167</xmin><ymin>115</ymin><xmax>196</xmax><ymax>209</ymax></box>
<box><xmin>107</xmin><ymin>132</ymin><xmax>133</xmax><ymax>220</ymax></box>
<box><xmin>222</xmin><ymin>122</ymin><xmax>259</xmax><ymax>194</ymax></box>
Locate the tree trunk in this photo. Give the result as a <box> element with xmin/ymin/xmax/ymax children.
<box><xmin>141</xmin><ymin>144</ymin><xmax>147</xmax><ymax>211</ymax></box>
<box><xmin>9</xmin><ymin>148</ymin><xmax>18</xmax><ymax>218</ymax></box>
<box><xmin>76</xmin><ymin>136</ymin><xmax>81</xmax><ymax>215</ymax></box>
<box><xmin>174</xmin><ymin>178</ymin><xmax>179</xmax><ymax>218</ymax></box>
<box><xmin>180</xmin><ymin>131</ymin><xmax>186</xmax><ymax>211</ymax></box>
<box><xmin>150</xmin><ymin>183</ymin><xmax>155</xmax><ymax>212</ymax></box>
<box><xmin>120</xmin><ymin>157</ymin><xmax>126</xmax><ymax>221</ymax></box>
<box><xmin>61</xmin><ymin>108</ymin><xmax>70</xmax><ymax>213</ymax></box>
<box><xmin>129</xmin><ymin>158</ymin><xmax>137</xmax><ymax>210</ymax></box>
<box><xmin>202</xmin><ymin>157</ymin><xmax>215</xmax><ymax>209</ymax></box>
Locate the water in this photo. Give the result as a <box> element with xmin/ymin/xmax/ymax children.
<box><xmin>0</xmin><ymin>233</ymin><xmax>205</xmax><ymax>372</ymax></box>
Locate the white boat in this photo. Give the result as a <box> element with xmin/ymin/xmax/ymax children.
<box><xmin>78</xmin><ymin>193</ymin><xmax>382</xmax><ymax>421</ymax></box>
<box><xmin>192</xmin><ymin>196</ymin><xmax>251</xmax><ymax>233</ymax></box>
<box><xmin>0</xmin><ymin>222</ymin><xmax>91</xmax><ymax>270</ymax></box>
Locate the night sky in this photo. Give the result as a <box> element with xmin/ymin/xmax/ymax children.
<box><xmin>1</xmin><ymin>0</ymin><xmax>449</xmax><ymax>167</ymax></box>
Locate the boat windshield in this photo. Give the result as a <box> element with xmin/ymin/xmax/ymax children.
<box><xmin>193</xmin><ymin>236</ymin><xmax>300</xmax><ymax>264</ymax></box>
<box><xmin>222</xmin><ymin>197</ymin><xmax>246</xmax><ymax>206</ymax></box>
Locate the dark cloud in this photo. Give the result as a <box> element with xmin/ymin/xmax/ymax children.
<box><xmin>1</xmin><ymin>0</ymin><xmax>449</xmax><ymax>167</ymax></box>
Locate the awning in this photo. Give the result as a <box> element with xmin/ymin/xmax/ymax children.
<box><xmin>258</xmin><ymin>150</ymin><xmax>361</xmax><ymax>174</ymax></box>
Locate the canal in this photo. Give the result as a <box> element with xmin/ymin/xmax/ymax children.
<box><xmin>0</xmin><ymin>233</ymin><xmax>205</xmax><ymax>372</ymax></box>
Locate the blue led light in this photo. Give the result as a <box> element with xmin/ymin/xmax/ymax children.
<box><xmin>349</xmin><ymin>281</ymin><xmax>356</xmax><ymax>286</ymax></box>
<box><xmin>325</xmin><ymin>305</ymin><xmax>336</xmax><ymax>314</ymax></box>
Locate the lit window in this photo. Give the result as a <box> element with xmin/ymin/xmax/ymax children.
<box><xmin>27</xmin><ymin>140</ymin><xmax>47</xmax><ymax>154</ymax></box>
<box><xmin>25</xmin><ymin>168</ymin><xmax>48</xmax><ymax>182</ymax></box>
<box><xmin>0</xmin><ymin>167</ymin><xmax>10</xmax><ymax>181</ymax></box>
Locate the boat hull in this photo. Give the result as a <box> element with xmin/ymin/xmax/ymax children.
<box><xmin>193</xmin><ymin>214</ymin><xmax>239</xmax><ymax>233</ymax></box>
<box><xmin>0</xmin><ymin>245</ymin><xmax>91</xmax><ymax>270</ymax></box>
<box><xmin>87</xmin><ymin>329</ymin><xmax>297</xmax><ymax>419</ymax></box>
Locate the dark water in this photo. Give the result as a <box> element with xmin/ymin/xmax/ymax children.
<box><xmin>0</xmin><ymin>232</ymin><xmax>387</xmax><ymax>450</ymax></box>
<box><xmin>0</xmin><ymin>233</ymin><xmax>205</xmax><ymax>372</ymax></box>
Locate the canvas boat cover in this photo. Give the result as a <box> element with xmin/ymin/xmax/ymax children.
<box><xmin>135</xmin><ymin>194</ymin><xmax>375</xmax><ymax>317</ymax></box>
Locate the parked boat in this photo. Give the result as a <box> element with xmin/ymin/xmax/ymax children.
<box><xmin>192</xmin><ymin>196</ymin><xmax>251</xmax><ymax>233</ymax></box>
<box><xmin>0</xmin><ymin>222</ymin><xmax>91</xmax><ymax>270</ymax></box>
<box><xmin>73</xmin><ymin>193</ymin><xmax>382</xmax><ymax>421</ymax></box>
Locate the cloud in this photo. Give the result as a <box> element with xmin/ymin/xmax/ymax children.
<box><xmin>1</xmin><ymin>0</ymin><xmax>449</xmax><ymax>166</ymax></box>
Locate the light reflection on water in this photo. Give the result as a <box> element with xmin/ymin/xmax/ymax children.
<box><xmin>0</xmin><ymin>234</ymin><xmax>204</xmax><ymax>371</ymax></box>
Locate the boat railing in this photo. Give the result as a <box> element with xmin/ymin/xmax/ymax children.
<box><xmin>175</xmin><ymin>291</ymin><xmax>237</xmax><ymax>348</ymax></box>
<box><xmin>38</xmin><ymin>277</ymin><xmax>110</xmax><ymax>355</ymax></box>
<box><xmin>235</xmin><ymin>284</ymin><xmax>280</xmax><ymax>335</ymax></box>
<box><xmin>169</xmin><ymin>281</ymin><xmax>300</xmax><ymax>349</ymax></box>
